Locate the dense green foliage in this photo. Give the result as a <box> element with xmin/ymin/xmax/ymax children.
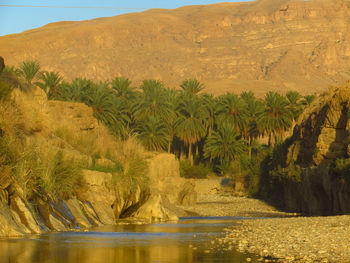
<box><xmin>4</xmin><ymin>60</ymin><xmax>317</xmax><ymax>196</ymax></box>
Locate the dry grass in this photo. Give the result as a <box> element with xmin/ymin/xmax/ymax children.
<box><xmin>111</xmin><ymin>136</ymin><xmax>150</xmax><ymax>192</ymax></box>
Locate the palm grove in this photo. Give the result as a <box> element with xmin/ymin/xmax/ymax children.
<box><xmin>8</xmin><ymin>60</ymin><xmax>315</xmax><ymax>193</ymax></box>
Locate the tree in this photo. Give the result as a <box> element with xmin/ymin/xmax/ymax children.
<box><xmin>180</xmin><ymin>79</ymin><xmax>205</xmax><ymax>96</ymax></box>
<box><xmin>286</xmin><ymin>91</ymin><xmax>303</xmax><ymax>121</ymax></box>
<box><xmin>240</xmin><ymin>91</ymin><xmax>264</xmax><ymax>157</ymax></box>
<box><xmin>56</xmin><ymin>78</ymin><xmax>93</xmax><ymax>102</ymax></box>
<box><xmin>258</xmin><ymin>92</ymin><xmax>293</xmax><ymax>146</ymax></box>
<box><xmin>175</xmin><ymin>96</ymin><xmax>207</xmax><ymax>165</ymax></box>
<box><xmin>163</xmin><ymin>88</ymin><xmax>180</xmax><ymax>153</ymax></box>
<box><xmin>302</xmin><ymin>94</ymin><xmax>316</xmax><ymax>106</ymax></box>
<box><xmin>136</xmin><ymin>116</ymin><xmax>170</xmax><ymax>151</ymax></box>
<box><xmin>86</xmin><ymin>82</ymin><xmax>128</xmax><ymax>125</ymax></box>
<box><xmin>200</xmin><ymin>93</ymin><xmax>217</xmax><ymax>136</ymax></box>
<box><xmin>15</xmin><ymin>60</ymin><xmax>41</xmax><ymax>86</ymax></box>
<box><xmin>132</xmin><ymin>79</ymin><xmax>173</xmax><ymax>122</ymax></box>
<box><xmin>203</xmin><ymin>122</ymin><xmax>246</xmax><ymax>166</ymax></box>
<box><xmin>111</xmin><ymin>77</ymin><xmax>136</xmax><ymax>101</ymax></box>
<box><xmin>216</xmin><ymin>93</ymin><xmax>248</xmax><ymax>133</ymax></box>
<box><xmin>36</xmin><ymin>71</ymin><xmax>63</xmax><ymax>99</ymax></box>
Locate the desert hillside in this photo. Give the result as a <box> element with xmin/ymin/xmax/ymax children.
<box><xmin>1</xmin><ymin>0</ymin><xmax>350</xmax><ymax>95</ymax></box>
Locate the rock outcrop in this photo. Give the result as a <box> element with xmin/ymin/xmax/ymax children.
<box><xmin>2</xmin><ymin>0</ymin><xmax>350</xmax><ymax>95</ymax></box>
<box><xmin>264</xmin><ymin>82</ymin><xmax>350</xmax><ymax>215</ymax></box>
<box><xmin>0</xmin><ymin>85</ymin><xmax>197</xmax><ymax>236</ymax></box>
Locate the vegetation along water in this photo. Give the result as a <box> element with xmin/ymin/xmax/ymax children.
<box><xmin>3</xmin><ymin>57</ymin><xmax>350</xmax><ymax>262</ymax></box>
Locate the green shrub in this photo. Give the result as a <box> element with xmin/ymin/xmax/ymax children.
<box><xmin>0</xmin><ymin>80</ymin><xmax>14</xmax><ymax>102</ymax></box>
<box><xmin>333</xmin><ymin>158</ymin><xmax>350</xmax><ymax>182</ymax></box>
<box><xmin>111</xmin><ymin>137</ymin><xmax>149</xmax><ymax>192</ymax></box>
<box><xmin>87</xmin><ymin>162</ymin><xmax>123</xmax><ymax>173</ymax></box>
<box><xmin>180</xmin><ymin>161</ymin><xmax>211</xmax><ymax>179</ymax></box>
<box><xmin>37</xmin><ymin>150</ymin><xmax>83</xmax><ymax>199</ymax></box>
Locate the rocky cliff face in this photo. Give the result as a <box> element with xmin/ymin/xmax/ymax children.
<box><xmin>1</xmin><ymin>0</ymin><xmax>350</xmax><ymax>95</ymax></box>
<box><xmin>264</xmin><ymin>82</ymin><xmax>350</xmax><ymax>215</ymax></box>
<box><xmin>0</xmin><ymin>86</ymin><xmax>196</xmax><ymax>237</ymax></box>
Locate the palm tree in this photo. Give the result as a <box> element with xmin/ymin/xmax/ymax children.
<box><xmin>111</xmin><ymin>77</ymin><xmax>136</xmax><ymax>101</ymax></box>
<box><xmin>258</xmin><ymin>91</ymin><xmax>293</xmax><ymax>146</ymax></box>
<box><xmin>136</xmin><ymin>116</ymin><xmax>170</xmax><ymax>151</ymax></box>
<box><xmin>36</xmin><ymin>71</ymin><xmax>63</xmax><ymax>99</ymax></box>
<box><xmin>163</xmin><ymin>88</ymin><xmax>180</xmax><ymax>153</ymax></box>
<box><xmin>175</xmin><ymin>96</ymin><xmax>207</xmax><ymax>165</ymax></box>
<box><xmin>56</xmin><ymin>78</ymin><xmax>93</xmax><ymax>102</ymax></box>
<box><xmin>203</xmin><ymin>122</ymin><xmax>246</xmax><ymax>166</ymax></box>
<box><xmin>15</xmin><ymin>60</ymin><xmax>41</xmax><ymax>86</ymax></box>
<box><xmin>200</xmin><ymin>93</ymin><xmax>217</xmax><ymax>136</ymax></box>
<box><xmin>302</xmin><ymin>94</ymin><xmax>316</xmax><ymax>106</ymax></box>
<box><xmin>216</xmin><ymin>93</ymin><xmax>248</xmax><ymax>133</ymax></box>
<box><xmin>286</xmin><ymin>91</ymin><xmax>303</xmax><ymax>121</ymax></box>
<box><xmin>180</xmin><ymin>79</ymin><xmax>205</xmax><ymax>96</ymax></box>
<box><xmin>109</xmin><ymin>96</ymin><xmax>131</xmax><ymax>139</ymax></box>
<box><xmin>86</xmin><ymin>83</ymin><xmax>119</xmax><ymax>121</ymax></box>
<box><xmin>240</xmin><ymin>91</ymin><xmax>264</xmax><ymax>157</ymax></box>
<box><xmin>132</xmin><ymin>79</ymin><xmax>173</xmax><ymax>122</ymax></box>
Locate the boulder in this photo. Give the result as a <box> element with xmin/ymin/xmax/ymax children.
<box><xmin>79</xmin><ymin>170</ymin><xmax>116</xmax><ymax>225</ymax></box>
<box><xmin>130</xmin><ymin>189</ymin><xmax>178</xmax><ymax>222</ymax></box>
<box><xmin>148</xmin><ymin>153</ymin><xmax>197</xmax><ymax>206</ymax></box>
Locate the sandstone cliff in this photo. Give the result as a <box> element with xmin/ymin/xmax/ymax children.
<box><xmin>263</xmin><ymin>82</ymin><xmax>350</xmax><ymax>215</ymax></box>
<box><xmin>0</xmin><ymin>84</ymin><xmax>196</xmax><ymax>237</ymax></box>
<box><xmin>2</xmin><ymin>0</ymin><xmax>350</xmax><ymax>95</ymax></box>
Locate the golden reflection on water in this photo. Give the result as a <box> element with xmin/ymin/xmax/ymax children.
<box><xmin>0</xmin><ymin>219</ymin><xmax>255</xmax><ymax>263</ymax></box>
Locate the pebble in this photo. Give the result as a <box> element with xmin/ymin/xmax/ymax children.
<box><xmin>217</xmin><ymin>215</ymin><xmax>350</xmax><ymax>263</ymax></box>
<box><xmin>179</xmin><ymin>194</ymin><xmax>350</xmax><ymax>262</ymax></box>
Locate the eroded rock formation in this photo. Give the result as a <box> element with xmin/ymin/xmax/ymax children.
<box><xmin>264</xmin><ymin>82</ymin><xmax>350</xmax><ymax>215</ymax></box>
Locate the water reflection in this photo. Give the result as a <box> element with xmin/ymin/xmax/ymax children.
<box><xmin>0</xmin><ymin>218</ymin><xmax>257</xmax><ymax>263</ymax></box>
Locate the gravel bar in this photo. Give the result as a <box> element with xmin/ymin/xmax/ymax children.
<box><xmin>219</xmin><ymin>215</ymin><xmax>350</xmax><ymax>262</ymax></box>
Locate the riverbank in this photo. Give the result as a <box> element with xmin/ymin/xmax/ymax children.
<box><xmin>180</xmin><ymin>192</ymin><xmax>350</xmax><ymax>262</ymax></box>
<box><xmin>217</xmin><ymin>215</ymin><xmax>350</xmax><ymax>262</ymax></box>
<box><xmin>180</xmin><ymin>193</ymin><xmax>295</xmax><ymax>218</ymax></box>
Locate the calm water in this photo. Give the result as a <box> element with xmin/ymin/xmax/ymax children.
<box><xmin>0</xmin><ymin>217</ymin><xmax>259</xmax><ymax>263</ymax></box>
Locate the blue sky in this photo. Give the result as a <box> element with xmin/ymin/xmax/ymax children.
<box><xmin>0</xmin><ymin>0</ymin><xmax>250</xmax><ymax>36</ymax></box>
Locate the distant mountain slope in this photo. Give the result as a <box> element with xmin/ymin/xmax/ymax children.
<box><xmin>1</xmin><ymin>0</ymin><xmax>350</xmax><ymax>96</ymax></box>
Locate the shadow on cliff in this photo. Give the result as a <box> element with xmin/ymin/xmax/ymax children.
<box><xmin>257</xmin><ymin>103</ymin><xmax>350</xmax><ymax>215</ymax></box>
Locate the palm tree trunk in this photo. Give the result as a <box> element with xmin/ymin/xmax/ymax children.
<box><xmin>180</xmin><ymin>145</ymin><xmax>185</xmax><ymax>161</ymax></box>
<box><xmin>248</xmin><ymin>138</ymin><xmax>252</xmax><ymax>159</ymax></box>
<box><xmin>167</xmin><ymin>138</ymin><xmax>172</xmax><ymax>153</ymax></box>
<box><xmin>188</xmin><ymin>143</ymin><xmax>193</xmax><ymax>166</ymax></box>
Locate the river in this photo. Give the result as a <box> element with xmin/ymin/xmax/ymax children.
<box><xmin>0</xmin><ymin>217</ymin><xmax>260</xmax><ymax>263</ymax></box>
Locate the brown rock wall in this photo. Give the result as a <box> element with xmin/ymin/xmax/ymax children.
<box><xmin>268</xmin><ymin>82</ymin><xmax>350</xmax><ymax>214</ymax></box>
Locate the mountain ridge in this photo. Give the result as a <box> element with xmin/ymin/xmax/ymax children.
<box><xmin>1</xmin><ymin>0</ymin><xmax>350</xmax><ymax>96</ymax></box>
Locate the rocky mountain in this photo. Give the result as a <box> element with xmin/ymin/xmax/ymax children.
<box><xmin>1</xmin><ymin>0</ymin><xmax>350</xmax><ymax>95</ymax></box>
